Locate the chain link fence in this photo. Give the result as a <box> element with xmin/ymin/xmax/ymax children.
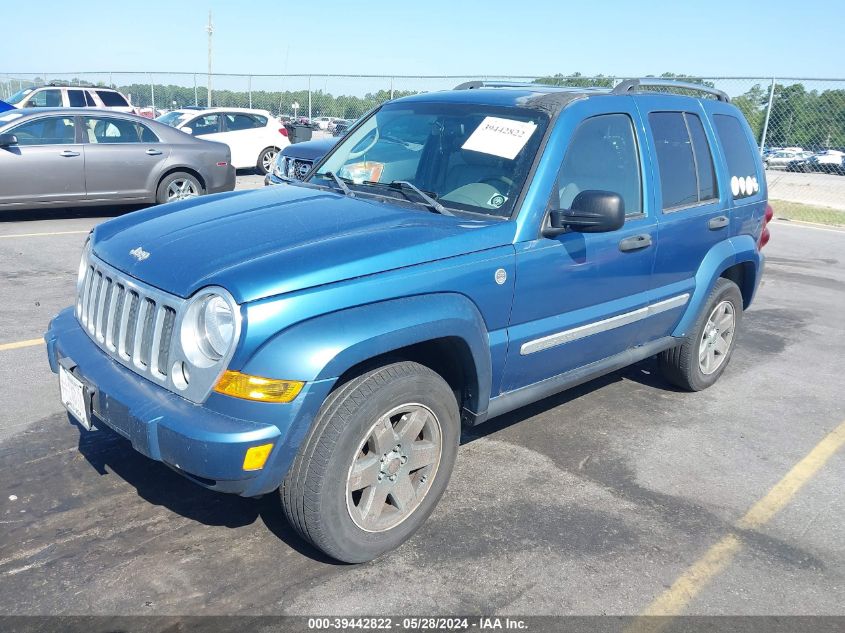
<box><xmin>2</xmin><ymin>73</ymin><xmax>844</xmax><ymax>225</ymax></box>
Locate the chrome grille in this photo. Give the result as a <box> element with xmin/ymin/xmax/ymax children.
<box><xmin>76</xmin><ymin>255</ymin><xmax>183</xmax><ymax>383</ymax></box>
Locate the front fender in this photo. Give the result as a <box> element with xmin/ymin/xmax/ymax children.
<box><xmin>672</xmin><ymin>235</ymin><xmax>763</xmax><ymax>337</ymax></box>
<box><xmin>241</xmin><ymin>293</ymin><xmax>493</xmax><ymax>414</ymax></box>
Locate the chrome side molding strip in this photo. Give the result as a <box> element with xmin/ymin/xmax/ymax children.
<box><xmin>520</xmin><ymin>293</ymin><xmax>690</xmax><ymax>355</ymax></box>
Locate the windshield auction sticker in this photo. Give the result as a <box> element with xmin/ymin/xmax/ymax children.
<box><xmin>462</xmin><ymin>116</ymin><xmax>538</xmax><ymax>160</ymax></box>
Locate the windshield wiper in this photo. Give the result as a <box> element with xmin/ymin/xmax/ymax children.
<box><xmin>388</xmin><ymin>180</ymin><xmax>454</xmax><ymax>216</ymax></box>
<box><xmin>323</xmin><ymin>171</ymin><xmax>354</xmax><ymax>197</ymax></box>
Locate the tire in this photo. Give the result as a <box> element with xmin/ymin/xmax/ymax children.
<box><xmin>658</xmin><ymin>278</ymin><xmax>743</xmax><ymax>392</ymax></box>
<box><xmin>156</xmin><ymin>172</ymin><xmax>203</xmax><ymax>204</ymax></box>
<box><xmin>257</xmin><ymin>147</ymin><xmax>278</xmax><ymax>175</ymax></box>
<box><xmin>281</xmin><ymin>361</ymin><xmax>460</xmax><ymax>563</ymax></box>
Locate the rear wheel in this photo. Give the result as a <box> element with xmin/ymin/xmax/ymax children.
<box><xmin>156</xmin><ymin>172</ymin><xmax>203</xmax><ymax>204</ymax></box>
<box><xmin>658</xmin><ymin>278</ymin><xmax>743</xmax><ymax>391</ymax></box>
<box><xmin>281</xmin><ymin>361</ymin><xmax>459</xmax><ymax>563</ymax></box>
<box><xmin>257</xmin><ymin>147</ymin><xmax>278</xmax><ymax>175</ymax></box>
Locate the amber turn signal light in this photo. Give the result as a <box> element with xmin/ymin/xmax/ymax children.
<box><xmin>214</xmin><ymin>371</ymin><xmax>304</xmax><ymax>403</ymax></box>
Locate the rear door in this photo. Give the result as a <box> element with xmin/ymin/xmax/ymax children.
<box><xmin>81</xmin><ymin>115</ymin><xmax>170</xmax><ymax>201</ymax></box>
<box><xmin>634</xmin><ymin>96</ymin><xmax>727</xmax><ymax>339</ymax></box>
<box><xmin>0</xmin><ymin>115</ymin><xmax>85</xmax><ymax>206</ymax></box>
<box><xmin>221</xmin><ymin>112</ymin><xmax>269</xmax><ymax>168</ymax></box>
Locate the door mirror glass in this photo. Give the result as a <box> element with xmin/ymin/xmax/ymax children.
<box><xmin>0</xmin><ymin>133</ymin><xmax>18</xmax><ymax>147</ymax></box>
<box><xmin>181</xmin><ymin>126</ymin><xmax>193</xmax><ymax>135</ymax></box>
<box><xmin>547</xmin><ymin>190</ymin><xmax>625</xmax><ymax>235</ymax></box>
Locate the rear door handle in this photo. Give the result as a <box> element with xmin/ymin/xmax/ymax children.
<box><xmin>59</xmin><ymin>150</ymin><xmax>80</xmax><ymax>157</ymax></box>
<box><xmin>708</xmin><ymin>215</ymin><xmax>729</xmax><ymax>230</ymax></box>
<box><xmin>145</xmin><ymin>148</ymin><xmax>163</xmax><ymax>156</ymax></box>
<box><xmin>619</xmin><ymin>234</ymin><xmax>653</xmax><ymax>252</ymax></box>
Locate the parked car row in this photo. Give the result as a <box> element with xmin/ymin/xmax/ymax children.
<box><xmin>764</xmin><ymin>146</ymin><xmax>845</xmax><ymax>175</ymax></box>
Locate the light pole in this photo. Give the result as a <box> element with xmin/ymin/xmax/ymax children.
<box><xmin>206</xmin><ymin>11</ymin><xmax>213</xmax><ymax>107</ymax></box>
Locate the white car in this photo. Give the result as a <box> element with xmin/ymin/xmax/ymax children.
<box><xmin>156</xmin><ymin>107</ymin><xmax>290</xmax><ymax>174</ymax></box>
<box><xmin>313</xmin><ymin>116</ymin><xmax>332</xmax><ymax>130</ymax></box>
<box><xmin>6</xmin><ymin>84</ymin><xmax>135</xmax><ymax>113</ymax></box>
<box><xmin>765</xmin><ymin>150</ymin><xmax>812</xmax><ymax>169</ymax></box>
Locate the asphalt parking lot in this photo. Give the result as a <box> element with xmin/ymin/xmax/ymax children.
<box><xmin>766</xmin><ymin>170</ymin><xmax>845</xmax><ymax>210</ymax></box>
<box><xmin>0</xmin><ymin>180</ymin><xmax>843</xmax><ymax>617</ymax></box>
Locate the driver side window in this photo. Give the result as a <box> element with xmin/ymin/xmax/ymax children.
<box><xmin>556</xmin><ymin>114</ymin><xmax>642</xmax><ymax>216</ymax></box>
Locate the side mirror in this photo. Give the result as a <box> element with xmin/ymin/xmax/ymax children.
<box><xmin>545</xmin><ymin>190</ymin><xmax>625</xmax><ymax>237</ymax></box>
<box><xmin>0</xmin><ymin>133</ymin><xmax>18</xmax><ymax>147</ymax></box>
<box><xmin>181</xmin><ymin>127</ymin><xmax>193</xmax><ymax>135</ymax></box>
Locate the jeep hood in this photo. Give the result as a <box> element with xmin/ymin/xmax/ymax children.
<box><xmin>92</xmin><ymin>186</ymin><xmax>515</xmax><ymax>303</ymax></box>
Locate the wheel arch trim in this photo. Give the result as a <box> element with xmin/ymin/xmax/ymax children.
<box><xmin>672</xmin><ymin>235</ymin><xmax>762</xmax><ymax>338</ymax></box>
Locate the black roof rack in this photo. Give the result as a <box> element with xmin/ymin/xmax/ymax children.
<box><xmin>454</xmin><ymin>80</ymin><xmax>580</xmax><ymax>91</ymax></box>
<box><xmin>613</xmin><ymin>78</ymin><xmax>730</xmax><ymax>102</ymax></box>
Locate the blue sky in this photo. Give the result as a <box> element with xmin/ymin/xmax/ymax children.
<box><xmin>1</xmin><ymin>0</ymin><xmax>841</xmax><ymax>78</ymax></box>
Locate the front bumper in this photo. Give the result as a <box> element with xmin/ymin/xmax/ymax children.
<box><xmin>45</xmin><ymin>308</ymin><xmax>332</xmax><ymax>497</ymax></box>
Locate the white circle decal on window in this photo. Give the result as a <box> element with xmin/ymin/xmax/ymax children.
<box><xmin>730</xmin><ymin>176</ymin><xmax>740</xmax><ymax>197</ymax></box>
<box><xmin>739</xmin><ymin>177</ymin><xmax>747</xmax><ymax>195</ymax></box>
<box><xmin>751</xmin><ymin>176</ymin><xmax>759</xmax><ymax>193</ymax></box>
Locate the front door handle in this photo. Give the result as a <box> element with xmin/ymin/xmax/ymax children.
<box><xmin>708</xmin><ymin>215</ymin><xmax>729</xmax><ymax>230</ymax></box>
<box><xmin>59</xmin><ymin>150</ymin><xmax>80</xmax><ymax>157</ymax></box>
<box><xmin>145</xmin><ymin>148</ymin><xmax>163</xmax><ymax>156</ymax></box>
<box><xmin>619</xmin><ymin>234</ymin><xmax>653</xmax><ymax>252</ymax></box>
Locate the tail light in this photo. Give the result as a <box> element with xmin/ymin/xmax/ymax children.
<box><xmin>279</xmin><ymin>127</ymin><xmax>288</xmax><ymax>137</ymax></box>
<box><xmin>759</xmin><ymin>203</ymin><xmax>773</xmax><ymax>249</ymax></box>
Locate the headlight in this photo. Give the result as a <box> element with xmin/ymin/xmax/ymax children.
<box><xmin>272</xmin><ymin>156</ymin><xmax>285</xmax><ymax>179</ymax></box>
<box><xmin>181</xmin><ymin>288</ymin><xmax>240</xmax><ymax>367</ymax></box>
<box><xmin>198</xmin><ymin>294</ymin><xmax>234</xmax><ymax>360</ymax></box>
<box><xmin>77</xmin><ymin>239</ymin><xmax>91</xmax><ymax>291</ymax></box>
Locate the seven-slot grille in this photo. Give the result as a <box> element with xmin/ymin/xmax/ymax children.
<box><xmin>76</xmin><ymin>257</ymin><xmax>180</xmax><ymax>383</ymax></box>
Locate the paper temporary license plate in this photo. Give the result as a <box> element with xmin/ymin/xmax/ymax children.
<box><xmin>59</xmin><ymin>364</ymin><xmax>91</xmax><ymax>430</ymax></box>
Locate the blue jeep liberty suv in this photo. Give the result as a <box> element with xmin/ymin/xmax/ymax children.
<box><xmin>46</xmin><ymin>79</ymin><xmax>771</xmax><ymax>563</ymax></box>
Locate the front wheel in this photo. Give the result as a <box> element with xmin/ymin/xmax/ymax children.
<box><xmin>281</xmin><ymin>361</ymin><xmax>460</xmax><ymax>563</ymax></box>
<box><xmin>658</xmin><ymin>278</ymin><xmax>743</xmax><ymax>391</ymax></box>
<box><xmin>257</xmin><ymin>147</ymin><xmax>278</xmax><ymax>175</ymax></box>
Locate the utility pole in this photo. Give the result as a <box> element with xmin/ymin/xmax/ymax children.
<box><xmin>206</xmin><ymin>10</ymin><xmax>213</xmax><ymax>107</ymax></box>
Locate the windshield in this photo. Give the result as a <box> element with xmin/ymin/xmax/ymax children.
<box><xmin>312</xmin><ymin>101</ymin><xmax>549</xmax><ymax>217</ymax></box>
<box><xmin>155</xmin><ymin>111</ymin><xmax>190</xmax><ymax>127</ymax></box>
<box><xmin>7</xmin><ymin>88</ymin><xmax>33</xmax><ymax>105</ymax></box>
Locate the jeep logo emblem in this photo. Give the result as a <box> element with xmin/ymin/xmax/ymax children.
<box><xmin>129</xmin><ymin>247</ymin><xmax>150</xmax><ymax>262</ymax></box>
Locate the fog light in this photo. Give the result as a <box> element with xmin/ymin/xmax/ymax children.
<box><xmin>243</xmin><ymin>443</ymin><xmax>274</xmax><ymax>471</ymax></box>
<box><xmin>213</xmin><ymin>370</ymin><xmax>304</xmax><ymax>403</ymax></box>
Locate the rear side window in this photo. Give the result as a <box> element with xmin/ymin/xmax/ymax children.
<box><xmin>224</xmin><ymin>113</ymin><xmax>266</xmax><ymax>130</ymax></box>
<box><xmin>713</xmin><ymin>114</ymin><xmax>759</xmax><ymax>181</ymax></box>
<box><xmin>68</xmin><ymin>90</ymin><xmax>86</xmax><ymax>107</ymax></box>
<box><xmin>96</xmin><ymin>90</ymin><xmax>130</xmax><ymax>107</ymax></box>
<box><xmin>649</xmin><ymin>112</ymin><xmax>718</xmax><ymax>210</ymax></box>
<box><xmin>83</xmin><ymin>117</ymin><xmax>159</xmax><ymax>143</ymax></box>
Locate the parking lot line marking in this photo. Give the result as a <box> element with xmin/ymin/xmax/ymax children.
<box><xmin>770</xmin><ymin>220</ymin><xmax>845</xmax><ymax>235</ymax></box>
<box><xmin>0</xmin><ymin>230</ymin><xmax>89</xmax><ymax>239</ymax></box>
<box><xmin>0</xmin><ymin>338</ymin><xmax>44</xmax><ymax>352</ymax></box>
<box><xmin>628</xmin><ymin>418</ymin><xmax>845</xmax><ymax>632</ymax></box>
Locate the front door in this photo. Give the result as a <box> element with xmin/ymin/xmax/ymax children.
<box><xmin>0</xmin><ymin>115</ymin><xmax>85</xmax><ymax>206</ymax></box>
<box><xmin>501</xmin><ymin>100</ymin><xmax>658</xmax><ymax>393</ymax></box>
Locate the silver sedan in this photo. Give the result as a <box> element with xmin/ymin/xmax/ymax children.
<box><xmin>0</xmin><ymin>108</ymin><xmax>236</xmax><ymax>210</ymax></box>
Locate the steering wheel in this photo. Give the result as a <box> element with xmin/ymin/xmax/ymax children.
<box><xmin>347</xmin><ymin>127</ymin><xmax>379</xmax><ymax>160</ymax></box>
<box><xmin>480</xmin><ymin>176</ymin><xmax>513</xmax><ymax>191</ymax></box>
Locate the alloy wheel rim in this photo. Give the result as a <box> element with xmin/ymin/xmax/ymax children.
<box><xmin>699</xmin><ymin>300</ymin><xmax>735</xmax><ymax>375</ymax></box>
<box><xmin>262</xmin><ymin>150</ymin><xmax>277</xmax><ymax>171</ymax></box>
<box><xmin>167</xmin><ymin>179</ymin><xmax>198</xmax><ymax>201</ymax></box>
<box><xmin>346</xmin><ymin>403</ymin><xmax>442</xmax><ymax>533</ymax></box>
